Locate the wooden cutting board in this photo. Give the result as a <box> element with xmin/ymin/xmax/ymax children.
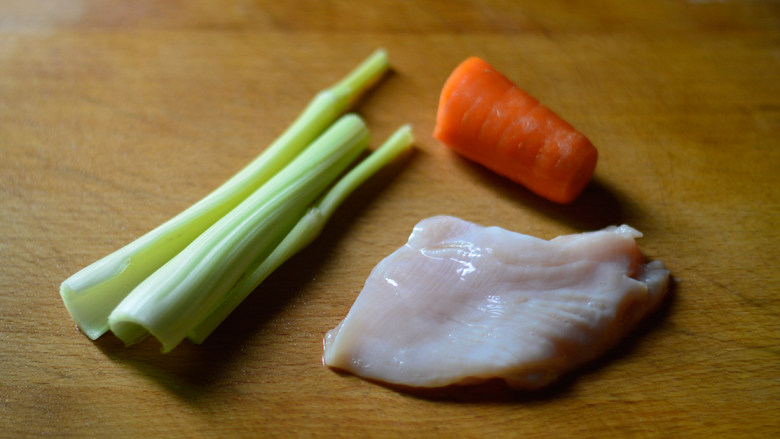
<box><xmin>2</xmin><ymin>1</ymin><xmax>778</xmax><ymax>437</ymax></box>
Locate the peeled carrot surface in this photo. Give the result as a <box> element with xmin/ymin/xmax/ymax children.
<box><xmin>434</xmin><ymin>57</ymin><xmax>598</xmax><ymax>204</ymax></box>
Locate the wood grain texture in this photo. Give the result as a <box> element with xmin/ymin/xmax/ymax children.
<box><xmin>1</xmin><ymin>1</ymin><xmax>778</xmax><ymax>437</ymax></box>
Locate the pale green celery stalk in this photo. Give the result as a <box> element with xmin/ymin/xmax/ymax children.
<box><xmin>60</xmin><ymin>49</ymin><xmax>389</xmax><ymax>340</ymax></box>
<box><xmin>107</xmin><ymin>114</ymin><xmax>370</xmax><ymax>352</ymax></box>
<box><xmin>188</xmin><ymin>125</ymin><xmax>414</xmax><ymax>344</ymax></box>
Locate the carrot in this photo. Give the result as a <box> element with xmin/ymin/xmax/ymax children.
<box><xmin>434</xmin><ymin>57</ymin><xmax>598</xmax><ymax>204</ymax></box>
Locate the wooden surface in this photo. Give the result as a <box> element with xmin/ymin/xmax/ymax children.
<box><xmin>1</xmin><ymin>1</ymin><xmax>778</xmax><ymax>437</ymax></box>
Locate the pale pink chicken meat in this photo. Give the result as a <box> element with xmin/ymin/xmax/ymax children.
<box><xmin>323</xmin><ymin>215</ymin><xmax>670</xmax><ymax>389</ymax></box>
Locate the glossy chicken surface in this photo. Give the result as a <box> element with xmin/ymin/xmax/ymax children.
<box><xmin>323</xmin><ymin>216</ymin><xmax>670</xmax><ymax>389</ymax></box>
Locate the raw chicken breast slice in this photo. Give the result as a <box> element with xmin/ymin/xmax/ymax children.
<box><xmin>323</xmin><ymin>215</ymin><xmax>670</xmax><ymax>389</ymax></box>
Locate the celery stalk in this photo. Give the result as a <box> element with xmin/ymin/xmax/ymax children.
<box><xmin>60</xmin><ymin>49</ymin><xmax>390</xmax><ymax>340</ymax></box>
<box><xmin>188</xmin><ymin>125</ymin><xmax>414</xmax><ymax>344</ymax></box>
<box><xmin>107</xmin><ymin>114</ymin><xmax>370</xmax><ymax>352</ymax></box>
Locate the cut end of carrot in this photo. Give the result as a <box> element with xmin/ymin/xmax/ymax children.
<box><xmin>434</xmin><ymin>56</ymin><xmax>598</xmax><ymax>204</ymax></box>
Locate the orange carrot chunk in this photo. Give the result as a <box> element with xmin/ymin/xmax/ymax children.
<box><xmin>434</xmin><ymin>57</ymin><xmax>598</xmax><ymax>204</ymax></box>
